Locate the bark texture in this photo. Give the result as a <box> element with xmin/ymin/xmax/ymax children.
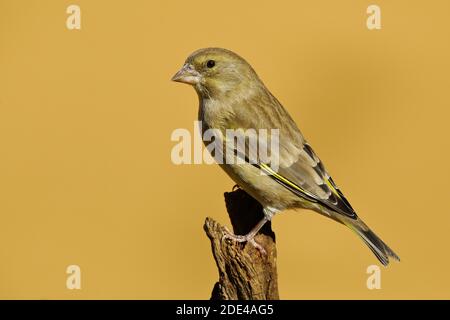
<box><xmin>204</xmin><ymin>188</ymin><xmax>279</xmax><ymax>300</ymax></box>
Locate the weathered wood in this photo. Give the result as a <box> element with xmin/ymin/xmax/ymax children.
<box><xmin>204</xmin><ymin>188</ymin><xmax>279</xmax><ymax>300</ymax></box>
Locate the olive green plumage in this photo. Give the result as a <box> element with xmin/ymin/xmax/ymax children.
<box><xmin>172</xmin><ymin>48</ymin><xmax>399</xmax><ymax>266</ymax></box>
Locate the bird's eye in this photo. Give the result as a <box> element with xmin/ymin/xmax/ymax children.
<box><xmin>206</xmin><ymin>60</ymin><xmax>215</xmax><ymax>68</ymax></box>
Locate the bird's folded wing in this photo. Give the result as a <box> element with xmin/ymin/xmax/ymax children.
<box><xmin>224</xmin><ymin>115</ymin><xmax>357</xmax><ymax>219</ymax></box>
<box><xmin>223</xmin><ymin>93</ymin><xmax>357</xmax><ymax>219</ymax></box>
<box><xmin>259</xmin><ymin>142</ymin><xmax>357</xmax><ymax>219</ymax></box>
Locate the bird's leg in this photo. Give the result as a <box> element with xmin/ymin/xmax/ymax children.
<box><xmin>223</xmin><ymin>217</ymin><xmax>268</xmax><ymax>254</ymax></box>
<box><xmin>232</xmin><ymin>184</ymin><xmax>241</xmax><ymax>191</ymax></box>
<box><xmin>222</xmin><ymin>208</ymin><xmax>276</xmax><ymax>255</ymax></box>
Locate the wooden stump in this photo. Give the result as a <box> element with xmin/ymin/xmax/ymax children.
<box><xmin>203</xmin><ymin>188</ymin><xmax>279</xmax><ymax>300</ymax></box>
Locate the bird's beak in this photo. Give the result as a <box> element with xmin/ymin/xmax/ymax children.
<box><xmin>171</xmin><ymin>63</ymin><xmax>201</xmax><ymax>85</ymax></box>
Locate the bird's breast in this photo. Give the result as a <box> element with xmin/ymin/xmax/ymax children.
<box><xmin>198</xmin><ymin>98</ymin><xmax>234</xmax><ymax>132</ymax></box>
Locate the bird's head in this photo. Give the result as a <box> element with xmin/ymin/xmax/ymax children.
<box><xmin>171</xmin><ymin>48</ymin><xmax>262</xmax><ymax>99</ymax></box>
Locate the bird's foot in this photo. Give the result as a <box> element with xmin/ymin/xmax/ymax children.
<box><xmin>222</xmin><ymin>226</ymin><xmax>266</xmax><ymax>255</ymax></box>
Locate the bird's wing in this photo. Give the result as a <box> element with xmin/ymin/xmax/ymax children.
<box><xmin>225</xmin><ymin>92</ymin><xmax>357</xmax><ymax>219</ymax></box>
<box><xmin>258</xmin><ymin>142</ymin><xmax>357</xmax><ymax>219</ymax></box>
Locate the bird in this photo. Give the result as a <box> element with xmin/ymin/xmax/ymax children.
<box><xmin>171</xmin><ymin>47</ymin><xmax>399</xmax><ymax>266</ymax></box>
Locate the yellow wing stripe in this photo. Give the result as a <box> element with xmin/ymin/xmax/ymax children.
<box><xmin>259</xmin><ymin>163</ymin><xmax>317</xmax><ymax>199</ymax></box>
<box><xmin>324</xmin><ymin>178</ymin><xmax>342</xmax><ymax>199</ymax></box>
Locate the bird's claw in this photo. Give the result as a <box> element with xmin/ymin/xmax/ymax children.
<box><xmin>222</xmin><ymin>226</ymin><xmax>267</xmax><ymax>255</ymax></box>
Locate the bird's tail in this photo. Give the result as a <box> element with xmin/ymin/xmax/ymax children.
<box><xmin>344</xmin><ymin>218</ymin><xmax>400</xmax><ymax>266</ymax></box>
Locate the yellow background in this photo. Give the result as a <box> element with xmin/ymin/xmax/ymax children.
<box><xmin>1</xmin><ymin>0</ymin><xmax>449</xmax><ymax>299</ymax></box>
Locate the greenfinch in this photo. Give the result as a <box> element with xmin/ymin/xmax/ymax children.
<box><xmin>172</xmin><ymin>48</ymin><xmax>399</xmax><ymax>266</ymax></box>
